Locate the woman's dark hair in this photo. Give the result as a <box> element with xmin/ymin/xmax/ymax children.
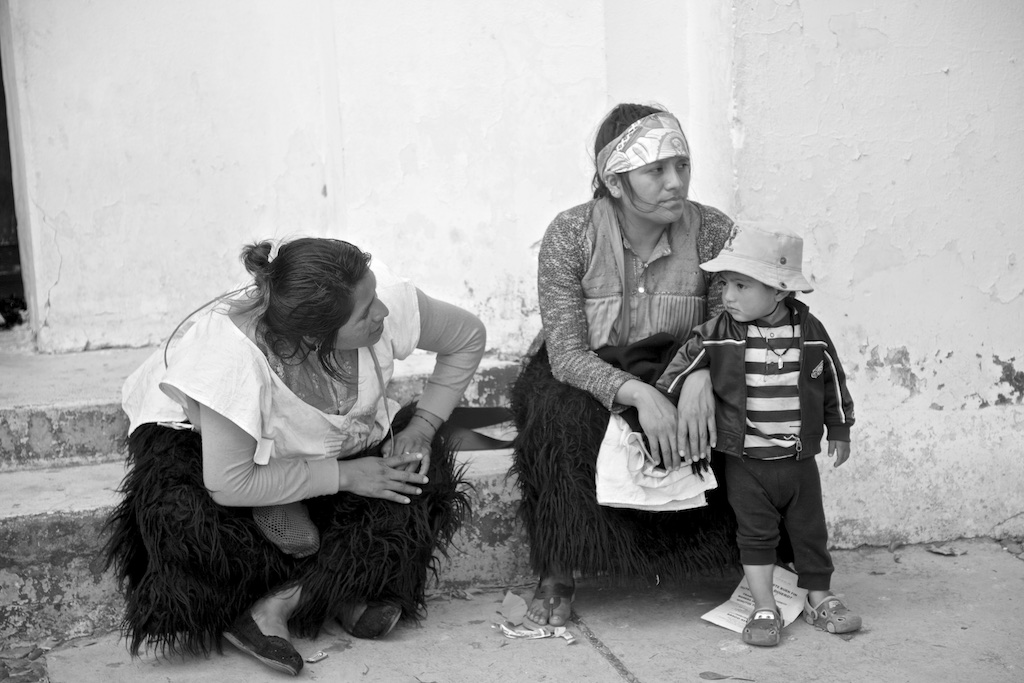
<box><xmin>591</xmin><ymin>103</ymin><xmax>670</xmax><ymax>208</ymax></box>
<box><xmin>238</xmin><ymin>237</ymin><xmax>372</xmax><ymax>380</ymax></box>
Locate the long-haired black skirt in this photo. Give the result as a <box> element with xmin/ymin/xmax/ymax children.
<box><xmin>508</xmin><ymin>346</ymin><xmax>740</xmax><ymax>581</ymax></box>
<box><xmin>103</xmin><ymin>405</ymin><xmax>468</xmax><ymax>657</ymax></box>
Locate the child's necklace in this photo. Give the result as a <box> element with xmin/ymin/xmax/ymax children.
<box><xmin>751</xmin><ymin>304</ymin><xmax>795</xmax><ymax>370</ymax></box>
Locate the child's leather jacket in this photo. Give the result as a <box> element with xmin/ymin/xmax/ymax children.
<box><xmin>656</xmin><ymin>298</ymin><xmax>854</xmax><ymax>460</ymax></box>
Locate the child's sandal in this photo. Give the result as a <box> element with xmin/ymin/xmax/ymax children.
<box><xmin>742</xmin><ymin>608</ymin><xmax>782</xmax><ymax>647</ymax></box>
<box><xmin>803</xmin><ymin>595</ymin><xmax>862</xmax><ymax>634</ymax></box>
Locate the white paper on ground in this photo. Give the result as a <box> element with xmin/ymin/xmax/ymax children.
<box><xmin>700</xmin><ymin>566</ymin><xmax>808</xmax><ymax>633</ymax></box>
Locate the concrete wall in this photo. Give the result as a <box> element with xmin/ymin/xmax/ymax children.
<box><xmin>729</xmin><ymin>0</ymin><xmax>1024</xmax><ymax>545</ymax></box>
<box><xmin>605</xmin><ymin>0</ymin><xmax>735</xmax><ymax>214</ymax></box>
<box><xmin>0</xmin><ymin>0</ymin><xmax>609</xmax><ymax>354</ymax></box>
<box><xmin>1</xmin><ymin>0</ymin><xmax>1021</xmax><ymax>545</ymax></box>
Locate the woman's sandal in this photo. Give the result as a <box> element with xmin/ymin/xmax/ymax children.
<box><xmin>529</xmin><ymin>579</ymin><xmax>575</xmax><ymax>626</ymax></box>
<box><xmin>339</xmin><ymin>601</ymin><xmax>402</xmax><ymax>639</ymax></box>
<box><xmin>742</xmin><ymin>608</ymin><xmax>783</xmax><ymax>647</ymax></box>
<box><xmin>803</xmin><ymin>595</ymin><xmax>862</xmax><ymax>634</ymax></box>
<box><xmin>223</xmin><ymin>611</ymin><xmax>304</xmax><ymax>676</ymax></box>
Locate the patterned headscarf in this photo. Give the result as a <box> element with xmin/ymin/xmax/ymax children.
<box><xmin>596</xmin><ymin>112</ymin><xmax>690</xmax><ymax>178</ymax></box>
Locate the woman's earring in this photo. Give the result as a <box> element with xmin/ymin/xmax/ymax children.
<box><xmin>606</xmin><ymin>177</ymin><xmax>621</xmax><ymax>198</ymax></box>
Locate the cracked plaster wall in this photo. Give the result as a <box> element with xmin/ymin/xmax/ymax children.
<box><xmin>3</xmin><ymin>0</ymin><xmax>1022</xmax><ymax>544</ymax></box>
<box><xmin>730</xmin><ymin>0</ymin><xmax>1024</xmax><ymax>543</ymax></box>
<box><xmin>2</xmin><ymin>0</ymin><xmax>609</xmax><ymax>354</ymax></box>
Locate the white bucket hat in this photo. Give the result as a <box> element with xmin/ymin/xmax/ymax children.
<box><xmin>700</xmin><ymin>223</ymin><xmax>813</xmax><ymax>293</ymax></box>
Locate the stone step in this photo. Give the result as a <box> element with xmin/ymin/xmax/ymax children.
<box><xmin>0</xmin><ymin>349</ymin><xmax>519</xmax><ymax>472</ymax></box>
<box><xmin>0</xmin><ymin>449</ymin><xmax>529</xmax><ymax>647</ymax></box>
<box><xmin>0</xmin><ymin>345</ymin><xmax>527</xmax><ymax>645</ymax></box>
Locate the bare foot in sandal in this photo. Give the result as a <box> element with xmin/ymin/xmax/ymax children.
<box><xmin>249</xmin><ymin>584</ymin><xmax>302</xmax><ymax>641</ymax></box>
<box><xmin>526</xmin><ymin>574</ymin><xmax>574</xmax><ymax>626</ymax></box>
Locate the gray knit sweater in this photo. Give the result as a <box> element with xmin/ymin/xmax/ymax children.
<box><xmin>537</xmin><ymin>198</ymin><xmax>733</xmax><ymax>409</ymax></box>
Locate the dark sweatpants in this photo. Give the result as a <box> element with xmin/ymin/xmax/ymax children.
<box><xmin>724</xmin><ymin>454</ymin><xmax>833</xmax><ymax>591</ymax></box>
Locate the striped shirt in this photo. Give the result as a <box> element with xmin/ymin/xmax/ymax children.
<box><xmin>744</xmin><ymin>321</ymin><xmax>802</xmax><ymax>459</ymax></box>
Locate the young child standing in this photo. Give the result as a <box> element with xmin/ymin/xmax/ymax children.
<box><xmin>655</xmin><ymin>223</ymin><xmax>861</xmax><ymax>647</ymax></box>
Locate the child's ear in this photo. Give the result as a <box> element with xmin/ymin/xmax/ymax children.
<box><xmin>774</xmin><ymin>289</ymin><xmax>789</xmax><ymax>302</ymax></box>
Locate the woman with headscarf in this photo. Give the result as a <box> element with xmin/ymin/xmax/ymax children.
<box><xmin>510</xmin><ymin>103</ymin><xmax>741</xmax><ymax>626</ymax></box>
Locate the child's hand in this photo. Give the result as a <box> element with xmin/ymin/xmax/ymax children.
<box><xmin>828</xmin><ymin>440</ymin><xmax>851</xmax><ymax>468</ymax></box>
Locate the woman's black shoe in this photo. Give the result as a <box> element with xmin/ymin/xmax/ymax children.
<box><xmin>223</xmin><ymin>611</ymin><xmax>303</xmax><ymax>676</ymax></box>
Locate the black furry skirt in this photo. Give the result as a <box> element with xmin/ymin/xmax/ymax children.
<box><xmin>508</xmin><ymin>346</ymin><xmax>740</xmax><ymax>581</ymax></box>
<box><xmin>103</xmin><ymin>405</ymin><xmax>468</xmax><ymax>657</ymax></box>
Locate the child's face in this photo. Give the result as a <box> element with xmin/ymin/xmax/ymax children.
<box><xmin>719</xmin><ymin>271</ymin><xmax>787</xmax><ymax>323</ymax></box>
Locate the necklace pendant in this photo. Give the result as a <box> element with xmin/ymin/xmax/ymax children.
<box><xmin>778</xmin><ymin>356</ymin><xmax>784</xmax><ymax>370</ymax></box>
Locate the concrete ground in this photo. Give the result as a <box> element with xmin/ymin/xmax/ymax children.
<box><xmin>3</xmin><ymin>539</ymin><xmax>1018</xmax><ymax>683</ymax></box>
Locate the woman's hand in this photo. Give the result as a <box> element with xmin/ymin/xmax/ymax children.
<box><xmin>337</xmin><ymin>453</ymin><xmax>429</xmax><ymax>504</ymax></box>
<box><xmin>381</xmin><ymin>410</ymin><xmax>440</xmax><ymax>475</ymax></box>
<box><xmin>619</xmin><ymin>379</ymin><xmax>680</xmax><ymax>470</ymax></box>
<box><xmin>676</xmin><ymin>368</ymin><xmax>716</xmax><ymax>464</ymax></box>
<box><xmin>382</xmin><ymin>423</ymin><xmax>434</xmax><ymax>475</ymax></box>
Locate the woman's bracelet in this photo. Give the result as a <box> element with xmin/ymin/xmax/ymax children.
<box><xmin>412</xmin><ymin>411</ymin><xmax>442</xmax><ymax>433</ymax></box>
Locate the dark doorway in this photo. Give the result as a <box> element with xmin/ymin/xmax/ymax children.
<box><xmin>0</xmin><ymin>47</ymin><xmax>23</xmax><ymax>328</ymax></box>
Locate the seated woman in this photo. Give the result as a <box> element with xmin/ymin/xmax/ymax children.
<box><xmin>510</xmin><ymin>103</ymin><xmax>741</xmax><ymax>626</ymax></box>
<box><xmin>105</xmin><ymin>236</ymin><xmax>485</xmax><ymax>675</ymax></box>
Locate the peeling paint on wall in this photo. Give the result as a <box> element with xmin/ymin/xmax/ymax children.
<box><xmin>993</xmin><ymin>356</ymin><xmax>1024</xmax><ymax>405</ymax></box>
<box><xmin>864</xmin><ymin>346</ymin><xmax>920</xmax><ymax>397</ymax></box>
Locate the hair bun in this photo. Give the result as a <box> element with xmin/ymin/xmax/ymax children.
<box><xmin>241</xmin><ymin>240</ymin><xmax>275</xmax><ymax>279</ymax></box>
